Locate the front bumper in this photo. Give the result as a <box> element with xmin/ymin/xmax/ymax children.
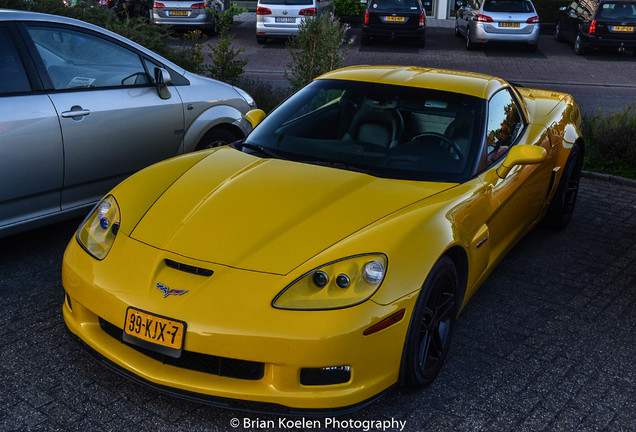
<box><xmin>62</xmin><ymin>233</ymin><xmax>414</xmax><ymax>411</ymax></box>
<box><xmin>362</xmin><ymin>25</ymin><xmax>426</xmax><ymax>39</ymax></box>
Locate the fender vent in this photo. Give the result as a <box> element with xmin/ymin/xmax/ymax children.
<box><xmin>165</xmin><ymin>259</ymin><xmax>214</xmax><ymax>277</ymax></box>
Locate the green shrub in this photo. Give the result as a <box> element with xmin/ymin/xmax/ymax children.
<box><xmin>582</xmin><ymin>103</ymin><xmax>636</xmax><ymax>179</ymax></box>
<box><xmin>334</xmin><ymin>0</ymin><xmax>365</xmax><ymax>17</ymax></box>
<box><xmin>285</xmin><ymin>13</ymin><xmax>350</xmax><ymax>92</ymax></box>
<box><xmin>237</xmin><ymin>79</ymin><xmax>292</xmax><ymax>114</ymax></box>
<box><xmin>205</xmin><ymin>5</ymin><xmax>248</xmax><ymax>86</ymax></box>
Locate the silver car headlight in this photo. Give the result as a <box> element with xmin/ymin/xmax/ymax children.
<box><xmin>273</xmin><ymin>254</ymin><xmax>388</xmax><ymax>310</ymax></box>
<box><xmin>233</xmin><ymin>86</ymin><xmax>257</xmax><ymax>109</ymax></box>
<box><xmin>77</xmin><ymin>195</ymin><xmax>121</xmax><ymax>260</ymax></box>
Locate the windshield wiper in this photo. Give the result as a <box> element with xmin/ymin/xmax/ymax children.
<box><xmin>235</xmin><ymin>143</ymin><xmax>284</xmax><ymax>159</ymax></box>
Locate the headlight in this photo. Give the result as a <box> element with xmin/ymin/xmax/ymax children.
<box><xmin>77</xmin><ymin>195</ymin><xmax>121</xmax><ymax>260</ymax></box>
<box><xmin>233</xmin><ymin>86</ymin><xmax>257</xmax><ymax>109</ymax></box>
<box><xmin>273</xmin><ymin>254</ymin><xmax>387</xmax><ymax>310</ymax></box>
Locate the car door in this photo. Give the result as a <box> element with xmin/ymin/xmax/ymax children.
<box><xmin>23</xmin><ymin>23</ymin><xmax>185</xmax><ymax>210</ymax></box>
<box><xmin>482</xmin><ymin>88</ymin><xmax>555</xmax><ymax>262</ymax></box>
<box><xmin>0</xmin><ymin>24</ymin><xmax>64</xmax><ymax>230</ymax></box>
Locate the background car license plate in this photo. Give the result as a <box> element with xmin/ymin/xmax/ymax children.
<box><xmin>499</xmin><ymin>22</ymin><xmax>520</xmax><ymax>27</ymax></box>
<box><xmin>384</xmin><ymin>16</ymin><xmax>406</xmax><ymax>22</ymax></box>
<box><xmin>612</xmin><ymin>26</ymin><xmax>634</xmax><ymax>32</ymax></box>
<box><xmin>123</xmin><ymin>307</ymin><xmax>186</xmax><ymax>357</ymax></box>
<box><xmin>275</xmin><ymin>17</ymin><xmax>296</xmax><ymax>23</ymax></box>
<box><xmin>168</xmin><ymin>10</ymin><xmax>188</xmax><ymax>16</ymax></box>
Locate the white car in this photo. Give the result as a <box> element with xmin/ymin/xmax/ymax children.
<box><xmin>255</xmin><ymin>0</ymin><xmax>334</xmax><ymax>44</ymax></box>
<box><xmin>455</xmin><ymin>0</ymin><xmax>540</xmax><ymax>51</ymax></box>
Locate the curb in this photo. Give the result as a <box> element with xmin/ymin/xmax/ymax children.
<box><xmin>582</xmin><ymin>170</ymin><xmax>636</xmax><ymax>187</ymax></box>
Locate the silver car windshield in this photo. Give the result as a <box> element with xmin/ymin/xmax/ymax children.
<box><xmin>483</xmin><ymin>0</ymin><xmax>534</xmax><ymax>13</ymax></box>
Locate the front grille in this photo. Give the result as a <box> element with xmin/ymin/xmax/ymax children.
<box><xmin>99</xmin><ymin>318</ymin><xmax>264</xmax><ymax>380</ymax></box>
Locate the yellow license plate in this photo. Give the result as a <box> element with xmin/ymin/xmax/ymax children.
<box><xmin>385</xmin><ymin>16</ymin><xmax>405</xmax><ymax>22</ymax></box>
<box><xmin>612</xmin><ymin>26</ymin><xmax>634</xmax><ymax>32</ymax></box>
<box><xmin>123</xmin><ymin>307</ymin><xmax>186</xmax><ymax>357</ymax></box>
<box><xmin>499</xmin><ymin>22</ymin><xmax>520</xmax><ymax>27</ymax></box>
<box><xmin>169</xmin><ymin>10</ymin><xmax>188</xmax><ymax>16</ymax></box>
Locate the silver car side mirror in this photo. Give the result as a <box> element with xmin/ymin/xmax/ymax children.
<box><xmin>154</xmin><ymin>67</ymin><xmax>172</xmax><ymax>100</ymax></box>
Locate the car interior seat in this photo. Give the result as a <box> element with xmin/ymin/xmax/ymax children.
<box><xmin>344</xmin><ymin>97</ymin><xmax>404</xmax><ymax>149</ymax></box>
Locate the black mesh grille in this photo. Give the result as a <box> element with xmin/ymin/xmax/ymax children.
<box><xmin>165</xmin><ymin>259</ymin><xmax>214</xmax><ymax>277</ymax></box>
<box><xmin>99</xmin><ymin>318</ymin><xmax>264</xmax><ymax>380</ymax></box>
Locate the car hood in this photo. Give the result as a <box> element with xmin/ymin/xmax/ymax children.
<box><xmin>130</xmin><ymin>148</ymin><xmax>454</xmax><ymax>275</ymax></box>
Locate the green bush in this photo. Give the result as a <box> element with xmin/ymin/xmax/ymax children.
<box><xmin>285</xmin><ymin>13</ymin><xmax>350</xmax><ymax>92</ymax></box>
<box><xmin>582</xmin><ymin>103</ymin><xmax>636</xmax><ymax>179</ymax></box>
<box><xmin>237</xmin><ymin>79</ymin><xmax>292</xmax><ymax>114</ymax></box>
<box><xmin>334</xmin><ymin>0</ymin><xmax>365</xmax><ymax>17</ymax></box>
<box><xmin>205</xmin><ymin>5</ymin><xmax>248</xmax><ymax>86</ymax></box>
<box><xmin>532</xmin><ymin>0</ymin><xmax>570</xmax><ymax>24</ymax></box>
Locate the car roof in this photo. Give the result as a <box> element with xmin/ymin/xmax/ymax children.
<box><xmin>316</xmin><ymin>66</ymin><xmax>509</xmax><ymax>100</ymax></box>
<box><xmin>0</xmin><ymin>9</ymin><xmax>186</xmax><ymax>75</ymax></box>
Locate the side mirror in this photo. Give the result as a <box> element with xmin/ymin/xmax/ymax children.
<box><xmin>245</xmin><ymin>109</ymin><xmax>266</xmax><ymax>129</ymax></box>
<box><xmin>495</xmin><ymin>145</ymin><xmax>547</xmax><ymax>179</ymax></box>
<box><xmin>154</xmin><ymin>67</ymin><xmax>172</xmax><ymax>100</ymax></box>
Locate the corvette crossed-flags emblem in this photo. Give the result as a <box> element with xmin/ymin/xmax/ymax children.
<box><xmin>156</xmin><ymin>282</ymin><xmax>188</xmax><ymax>298</ymax></box>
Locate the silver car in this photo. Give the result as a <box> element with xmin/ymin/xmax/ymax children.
<box><xmin>255</xmin><ymin>0</ymin><xmax>335</xmax><ymax>44</ymax></box>
<box><xmin>151</xmin><ymin>0</ymin><xmax>230</xmax><ymax>34</ymax></box>
<box><xmin>0</xmin><ymin>9</ymin><xmax>255</xmax><ymax>238</ymax></box>
<box><xmin>455</xmin><ymin>0</ymin><xmax>540</xmax><ymax>50</ymax></box>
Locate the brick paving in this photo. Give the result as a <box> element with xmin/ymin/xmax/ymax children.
<box><xmin>1</xmin><ymin>15</ymin><xmax>635</xmax><ymax>432</ymax></box>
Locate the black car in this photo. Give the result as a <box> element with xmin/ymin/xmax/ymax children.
<box><xmin>555</xmin><ymin>0</ymin><xmax>636</xmax><ymax>54</ymax></box>
<box><xmin>361</xmin><ymin>0</ymin><xmax>427</xmax><ymax>46</ymax></box>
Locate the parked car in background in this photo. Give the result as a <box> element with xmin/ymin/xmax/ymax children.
<box><xmin>152</xmin><ymin>0</ymin><xmax>230</xmax><ymax>34</ymax></box>
<box><xmin>455</xmin><ymin>0</ymin><xmax>540</xmax><ymax>51</ymax></box>
<box><xmin>98</xmin><ymin>0</ymin><xmax>154</xmax><ymax>19</ymax></box>
<box><xmin>361</xmin><ymin>0</ymin><xmax>427</xmax><ymax>46</ymax></box>
<box><xmin>0</xmin><ymin>9</ymin><xmax>255</xmax><ymax>238</ymax></box>
<box><xmin>255</xmin><ymin>0</ymin><xmax>334</xmax><ymax>44</ymax></box>
<box><xmin>555</xmin><ymin>0</ymin><xmax>636</xmax><ymax>55</ymax></box>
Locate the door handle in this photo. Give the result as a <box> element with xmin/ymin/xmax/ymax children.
<box><xmin>61</xmin><ymin>106</ymin><xmax>91</xmax><ymax>119</ymax></box>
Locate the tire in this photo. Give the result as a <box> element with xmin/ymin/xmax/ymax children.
<box><xmin>554</xmin><ymin>21</ymin><xmax>562</xmax><ymax>42</ymax></box>
<box><xmin>196</xmin><ymin>128</ymin><xmax>239</xmax><ymax>151</ymax></box>
<box><xmin>465</xmin><ymin>27</ymin><xmax>475</xmax><ymax>50</ymax></box>
<box><xmin>454</xmin><ymin>22</ymin><xmax>462</xmax><ymax>38</ymax></box>
<box><xmin>574</xmin><ymin>33</ymin><xmax>586</xmax><ymax>55</ymax></box>
<box><xmin>403</xmin><ymin>256</ymin><xmax>459</xmax><ymax>388</ymax></box>
<box><xmin>544</xmin><ymin>143</ymin><xmax>582</xmax><ymax>229</ymax></box>
<box><xmin>256</xmin><ymin>36</ymin><xmax>267</xmax><ymax>44</ymax></box>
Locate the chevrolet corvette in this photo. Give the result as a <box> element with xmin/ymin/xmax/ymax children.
<box><xmin>62</xmin><ymin>66</ymin><xmax>584</xmax><ymax>414</ymax></box>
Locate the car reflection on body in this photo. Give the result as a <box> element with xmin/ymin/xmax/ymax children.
<box><xmin>0</xmin><ymin>9</ymin><xmax>255</xmax><ymax>238</ymax></box>
<box><xmin>62</xmin><ymin>66</ymin><xmax>584</xmax><ymax>414</ymax></box>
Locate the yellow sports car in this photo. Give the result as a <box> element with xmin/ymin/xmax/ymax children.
<box><xmin>62</xmin><ymin>66</ymin><xmax>584</xmax><ymax>413</ymax></box>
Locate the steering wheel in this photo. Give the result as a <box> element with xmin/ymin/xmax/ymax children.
<box><xmin>410</xmin><ymin>132</ymin><xmax>464</xmax><ymax>160</ymax></box>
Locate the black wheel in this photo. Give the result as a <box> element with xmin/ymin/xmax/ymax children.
<box><xmin>196</xmin><ymin>128</ymin><xmax>239</xmax><ymax>150</ymax></box>
<box><xmin>403</xmin><ymin>256</ymin><xmax>459</xmax><ymax>388</ymax></box>
<box><xmin>465</xmin><ymin>27</ymin><xmax>475</xmax><ymax>50</ymax></box>
<box><xmin>256</xmin><ymin>36</ymin><xmax>267</xmax><ymax>44</ymax></box>
<box><xmin>544</xmin><ymin>143</ymin><xmax>582</xmax><ymax>229</ymax></box>
<box><xmin>554</xmin><ymin>21</ymin><xmax>562</xmax><ymax>42</ymax></box>
<box><xmin>574</xmin><ymin>33</ymin><xmax>586</xmax><ymax>55</ymax></box>
<box><xmin>454</xmin><ymin>22</ymin><xmax>462</xmax><ymax>38</ymax></box>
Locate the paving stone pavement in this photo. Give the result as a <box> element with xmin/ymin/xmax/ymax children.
<box><xmin>0</xmin><ymin>174</ymin><xmax>634</xmax><ymax>432</ymax></box>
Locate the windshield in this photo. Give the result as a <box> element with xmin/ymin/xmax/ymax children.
<box><xmin>483</xmin><ymin>0</ymin><xmax>535</xmax><ymax>13</ymax></box>
<box><xmin>244</xmin><ymin>79</ymin><xmax>485</xmax><ymax>182</ymax></box>
<box><xmin>597</xmin><ymin>2</ymin><xmax>636</xmax><ymax>19</ymax></box>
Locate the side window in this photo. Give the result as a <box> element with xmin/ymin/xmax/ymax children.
<box><xmin>486</xmin><ymin>89</ymin><xmax>524</xmax><ymax>165</ymax></box>
<box><xmin>26</xmin><ymin>26</ymin><xmax>150</xmax><ymax>90</ymax></box>
<box><xmin>0</xmin><ymin>27</ymin><xmax>32</xmax><ymax>95</ymax></box>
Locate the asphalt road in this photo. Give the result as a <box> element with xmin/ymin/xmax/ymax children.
<box><xmin>1</xmin><ymin>15</ymin><xmax>636</xmax><ymax>432</ymax></box>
